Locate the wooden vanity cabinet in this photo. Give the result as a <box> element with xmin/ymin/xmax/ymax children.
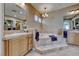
<box><xmin>4</xmin><ymin>34</ymin><xmax>33</xmax><ymax>56</ymax></box>
<box><xmin>68</xmin><ymin>31</ymin><xmax>79</xmax><ymax>45</ymax></box>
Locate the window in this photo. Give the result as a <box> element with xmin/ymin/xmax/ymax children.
<box><xmin>34</xmin><ymin>15</ymin><xmax>41</xmax><ymax>23</ymax></box>
<box><xmin>38</xmin><ymin>17</ymin><xmax>41</xmax><ymax>23</ymax></box>
<box><xmin>35</xmin><ymin>15</ymin><xmax>38</xmax><ymax>22</ymax></box>
<box><xmin>64</xmin><ymin>21</ymin><xmax>70</xmax><ymax>30</ymax></box>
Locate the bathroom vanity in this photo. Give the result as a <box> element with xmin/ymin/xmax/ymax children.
<box><xmin>68</xmin><ymin>30</ymin><xmax>79</xmax><ymax>45</ymax></box>
<box><xmin>4</xmin><ymin>4</ymin><xmax>34</xmax><ymax>56</ymax></box>
<box><xmin>4</xmin><ymin>32</ymin><xmax>33</xmax><ymax>56</ymax></box>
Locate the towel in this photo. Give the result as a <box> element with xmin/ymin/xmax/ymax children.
<box><xmin>63</xmin><ymin>31</ymin><xmax>67</xmax><ymax>38</ymax></box>
<box><xmin>49</xmin><ymin>35</ymin><xmax>57</xmax><ymax>41</ymax></box>
<box><xmin>35</xmin><ymin>32</ymin><xmax>39</xmax><ymax>41</ymax></box>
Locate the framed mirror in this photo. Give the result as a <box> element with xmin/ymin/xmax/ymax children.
<box><xmin>4</xmin><ymin>3</ymin><xmax>27</xmax><ymax>31</ymax></box>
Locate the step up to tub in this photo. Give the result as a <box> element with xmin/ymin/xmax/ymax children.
<box><xmin>35</xmin><ymin>44</ymin><xmax>68</xmax><ymax>54</ymax></box>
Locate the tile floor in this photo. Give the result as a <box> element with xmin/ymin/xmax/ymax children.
<box><xmin>26</xmin><ymin>45</ymin><xmax>79</xmax><ymax>56</ymax></box>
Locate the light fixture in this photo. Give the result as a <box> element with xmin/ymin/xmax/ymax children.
<box><xmin>17</xmin><ymin>3</ymin><xmax>25</xmax><ymax>6</ymax></box>
<box><xmin>68</xmin><ymin>9</ymin><xmax>79</xmax><ymax>15</ymax></box>
<box><xmin>42</xmin><ymin>7</ymin><xmax>48</xmax><ymax>18</ymax></box>
<box><xmin>20</xmin><ymin>11</ymin><xmax>23</xmax><ymax>14</ymax></box>
<box><xmin>21</xmin><ymin>3</ymin><xmax>25</xmax><ymax>6</ymax></box>
<box><xmin>14</xmin><ymin>15</ymin><xmax>16</xmax><ymax>17</ymax></box>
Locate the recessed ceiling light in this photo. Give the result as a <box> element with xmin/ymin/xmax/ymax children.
<box><xmin>21</xmin><ymin>3</ymin><xmax>25</xmax><ymax>6</ymax></box>
<box><xmin>20</xmin><ymin>11</ymin><xmax>23</xmax><ymax>14</ymax></box>
<box><xmin>14</xmin><ymin>15</ymin><xmax>16</xmax><ymax>17</ymax></box>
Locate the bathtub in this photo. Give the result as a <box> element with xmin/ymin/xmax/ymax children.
<box><xmin>33</xmin><ymin>33</ymin><xmax>67</xmax><ymax>53</ymax></box>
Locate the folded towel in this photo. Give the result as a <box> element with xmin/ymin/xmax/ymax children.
<box><xmin>35</xmin><ymin>32</ymin><xmax>39</xmax><ymax>41</ymax></box>
<box><xmin>49</xmin><ymin>35</ymin><xmax>57</xmax><ymax>41</ymax></box>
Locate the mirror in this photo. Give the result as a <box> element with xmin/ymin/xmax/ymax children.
<box><xmin>75</xmin><ymin>18</ymin><xmax>79</xmax><ymax>29</ymax></box>
<box><xmin>63</xmin><ymin>14</ymin><xmax>75</xmax><ymax>30</ymax></box>
<box><xmin>72</xmin><ymin>15</ymin><xmax>79</xmax><ymax>29</ymax></box>
<box><xmin>4</xmin><ymin>3</ymin><xmax>27</xmax><ymax>30</ymax></box>
<box><xmin>63</xmin><ymin>12</ymin><xmax>79</xmax><ymax>30</ymax></box>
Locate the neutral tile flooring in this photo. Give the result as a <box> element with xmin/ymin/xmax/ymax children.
<box><xmin>27</xmin><ymin>45</ymin><xmax>79</xmax><ymax>56</ymax></box>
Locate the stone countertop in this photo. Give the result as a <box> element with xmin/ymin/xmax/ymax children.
<box><xmin>4</xmin><ymin>32</ymin><xmax>32</xmax><ymax>40</ymax></box>
<box><xmin>69</xmin><ymin>30</ymin><xmax>79</xmax><ymax>33</ymax></box>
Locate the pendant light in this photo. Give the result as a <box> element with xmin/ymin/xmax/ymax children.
<box><xmin>42</xmin><ymin>7</ymin><xmax>48</xmax><ymax>18</ymax></box>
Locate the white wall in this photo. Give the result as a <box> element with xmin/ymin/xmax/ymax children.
<box><xmin>0</xmin><ymin>4</ymin><xmax>4</xmax><ymax>56</ymax></box>
<box><xmin>42</xmin><ymin>10</ymin><xmax>65</xmax><ymax>34</ymax></box>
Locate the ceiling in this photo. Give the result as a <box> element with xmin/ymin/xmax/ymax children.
<box><xmin>5</xmin><ymin>3</ymin><xmax>26</xmax><ymax>20</ymax></box>
<box><xmin>4</xmin><ymin>3</ymin><xmax>77</xmax><ymax>20</ymax></box>
<box><xmin>31</xmin><ymin>3</ymin><xmax>77</xmax><ymax>13</ymax></box>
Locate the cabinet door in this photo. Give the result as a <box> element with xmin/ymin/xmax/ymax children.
<box><xmin>67</xmin><ymin>32</ymin><xmax>74</xmax><ymax>44</ymax></box>
<box><xmin>68</xmin><ymin>32</ymin><xmax>79</xmax><ymax>45</ymax></box>
<box><xmin>9</xmin><ymin>39</ymin><xmax>20</xmax><ymax>56</ymax></box>
<box><xmin>73</xmin><ymin>33</ymin><xmax>79</xmax><ymax>45</ymax></box>
<box><xmin>28</xmin><ymin>35</ymin><xmax>33</xmax><ymax>50</ymax></box>
<box><xmin>19</xmin><ymin>36</ymin><xmax>25</xmax><ymax>55</ymax></box>
<box><xmin>23</xmin><ymin>36</ymin><xmax>29</xmax><ymax>54</ymax></box>
<box><xmin>4</xmin><ymin>40</ymin><xmax>9</xmax><ymax>56</ymax></box>
<box><xmin>19</xmin><ymin>36</ymin><xmax>29</xmax><ymax>56</ymax></box>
